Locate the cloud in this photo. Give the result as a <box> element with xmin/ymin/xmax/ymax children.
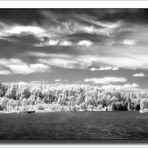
<box><xmin>74</xmin><ymin>14</ymin><xmax>122</xmax><ymax>36</ymax></box>
<box><xmin>0</xmin><ymin>12</ymin><xmax>123</xmax><ymax>46</ymax></box>
<box><xmin>0</xmin><ymin>17</ymin><xmax>118</xmax><ymax>47</ymax></box>
<box><xmin>90</xmin><ymin>66</ymin><xmax>119</xmax><ymax>71</ymax></box>
<box><xmin>92</xmin><ymin>20</ymin><xmax>121</xmax><ymax>29</ymax></box>
<box><xmin>98</xmin><ymin>57</ymin><xmax>143</xmax><ymax>70</ymax></box>
<box><xmin>121</xmin><ymin>39</ymin><xmax>136</xmax><ymax>46</ymax></box>
<box><xmin>8</xmin><ymin>63</ymin><xmax>50</xmax><ymax>74</ymax></box>
<box><xmin>37</xmin><ymin>51</ymin><xmax>148</xmax><ymax>71</ymax></box>
<box><xmin>38</xmin><ymin>58</ymin><xmax>79</xmax><ymax>69</ymax></box>
<box><xmin>101</xmin><ymin>83</ymin><xmax>139</xmax><ymax>90</ymax></box>
<box><xmin>55</xmin><ymin>79</ymin><xmax>61</xmax><ymax>82</ymax></box>
<box><xmin>38</xmin><ymin>55</ymin><xmax>93</xmax><ymax>69</ymax></box>
<box><xmin>30</xmin><ymin>50</ymin><xmax>148</xmax><ymax>71</ymax></box>
<box><xmin>74</xmin><ymin>80</ymin><xmax>82</xmax><ymax>84</ymax></box>
<box><xmin>0</xmin><ymin>14</ymin><xmax>134</xmax><ymax>49</ymax></box>
<box><xmin>0</xmin><ymin>69</ymin><xmax>11</xmax><ymax>75</ymax></box>
<box><xmin>5</xmin><ymin>25</ymin><xmax>45</xmax><ymax>35</ymax></box>
<box><xmin>27</xmin><ymin>51</ymin><xmax>73</xmax><ymax>59</ymax></box>
<box><xmin>75</xmin><ymin>13</ymin><xmax>122</xmax><ymax>28</ymax></box>
<box><xmin>34</xmin><ymin>39</ymin><xmax>59</xmax><ymax>47</ymax></box>
<box><xmin>1</xmin><ymin>10</ymin><xmax>148</xmax><ymax>71</ymax></box>
<box><xmin>77</xmin><ymin>40</ymin><xmax>93</xmax><ymax>47</ymax></box>
<box><xmin>0</xmin><ymin>23</ymin><xmax>47</xmax><ymax>40</ymax></box>
<box><xmin>78</xmin><ymin>53</ymin><xmax>148</xmax><ymax>70</ymax></box>
<box><xmin>42</xmin><ymin>16</ymin><xmax>118</xmax><ymax>37</ymax></box>
<box><xmin>0</xmin><ymin>58</ymin><xmax>22</xmax><ymax>65</ymax></box>
<box><xmin>34</xmin><ymin>39</ymin><xmax>73</xmax><ymax>47</ymax></box>
<box><xmin>132</xmin><ymin>73</ymin><xmax>146</xmax><ymax>77</ymax></box>
<box><xmin>0</xmin><ymin>10</ymin><xmax>147</xmax><ymax>50</ymax></box>
<box><xmin>0</xmin><ymin>58</ymin><xmax>50</xmax><ymax>75</ymax></box>
<box><xmin>59</xmin><ymin>41</ymin><xmax>73</xmax><ymax>46</ymax></box>
<box><xmin>84</xmin><ymin>77</ymin><xmax>127</xmax><ymax>84</ymax></box>
<box><xmin>35</xmin><ymin>39</ymin><xmax>93</xmax><ymax>47</ymax></box>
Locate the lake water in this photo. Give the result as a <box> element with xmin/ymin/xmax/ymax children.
<box><xmin>0</xmin><ymin>111</ymin><xmax>148</xmax><ymax>140</ymax></box>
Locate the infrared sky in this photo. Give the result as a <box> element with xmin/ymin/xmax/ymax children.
<box><xmin>0</xmin><ymin>9</ymin><xmax>148</xmax><ymax>89</ymax></box>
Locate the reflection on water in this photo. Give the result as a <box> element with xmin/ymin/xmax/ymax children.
<box><xmin>0</xmin><ymin>111</ymin><xmax>148</xmax><ymax>140</ymax></box>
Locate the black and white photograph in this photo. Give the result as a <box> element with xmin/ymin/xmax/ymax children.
<box><xmin>0</xmin><ymin>3</ymin><xmax>148</xmax><ymax>142</ymax></box>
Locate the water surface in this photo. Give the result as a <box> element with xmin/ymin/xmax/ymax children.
<box><xmin>0</xmin><ymin>111</ymin><xmax>148</xmax><ymax>140</ymax></box>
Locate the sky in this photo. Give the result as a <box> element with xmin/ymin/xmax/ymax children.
<box><xmin>0</xmin><ymin>9</ymin><xmax>148</xmax><ymax>89</ymax></box>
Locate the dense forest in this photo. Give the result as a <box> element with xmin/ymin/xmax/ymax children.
<box><xmin>0</xmin><ymin>82</ymin><xmax>148</xmax><ymax>113</ymax></box>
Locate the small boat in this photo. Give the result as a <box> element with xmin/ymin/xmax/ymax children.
<box><xmin>25</xmin><ymin>111</ymin><xmax>36</xmax><ymax>114</ymax></box>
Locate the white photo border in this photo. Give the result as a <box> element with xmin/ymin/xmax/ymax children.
<box><xmin>0</xmin><ymin>0</ymin><xmax>148</xmax><ymax>148</ymax></box>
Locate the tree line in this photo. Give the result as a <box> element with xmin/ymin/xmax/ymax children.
<box><xmin>0</xmin><ymin>82</ymin><xmax>148</xmax><ymax>113</ymax></box>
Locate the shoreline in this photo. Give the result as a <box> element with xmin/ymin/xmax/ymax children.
<box><xmin>0</xmin><ymin>110</ymin><xmax>144</xmax><ymax>114</ymax></box>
